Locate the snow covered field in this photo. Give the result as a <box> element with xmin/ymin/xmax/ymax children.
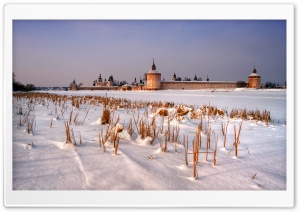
<box><xmin>12</xmin><ymin>89</ymin><xmax>287</xmax><ymax>190</ymax></box>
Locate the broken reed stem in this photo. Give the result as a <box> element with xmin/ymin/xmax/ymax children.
<box><xmin>237</xmin><ymin>121</ymin><xmax>243</xmax><ymax>144</ymax></box>
<box><xmin>114</xmin><ymin>136</ymin><xmax>120</xmax><ymax>155</ymax></box>
<box><xmin>79</xmin><ymin>131</ymin><xmax>82</xmax><ymax>145</ymax></box>
<box><xmin>193</xmin><ymin>139</ymin><xmax>198</xmax><ymax>179</ymax></box>
<box><xmin>99</xmin><ymin>132</ymin><xmax>101</xmax><ymax>148</ymax></box>
<box><xmin>222</xmin><ymin>120</ymin><xmax>229</xmax><ymax>148</ymax></box>
<box><xmin>184</xmin><ymin>135</ymin><xmax>188</xmax><ymax>165</ymax></box>
<box><xmin>246</xmin><ymin>146</ymin><xmax>251</xmax><ymax>155</ymax></box>
<box><xmin>163</xmin><ymin>130</ymin><xmax>168</xmax><ymax>152</ymax></box>
<box><xmin>214</xmin><ymin>135</ymin><xmax>218</xmax><ymax>166</ymax></box>
<box><xmin>161</xmin><ymin>116</ymin><xmax>164</xmax><ymax>133</ymax></box>
<box><xmin>73</xmin><ymin>112</ymin><xmax>79</xmax><ymax>124</ymax></box>
<box><xmin>71</xmin><ymin>128</ymin><xmax>76</xmax><ymax>145</ymax></box>
<box><xmin>234</xmin><ymin>125</ymin><xmax>238</xmax><ymax>157</ymax></box>
<box><xmin>127</xmin><ymin>118</ymin><xmax>133</xmax><ymax>136</ymax></box>
<box><xmin>26</xmin><ymin>116</ymin><xmax>35</xmax><ymax>135</ymax></box>
<box><xmin>132</xmin><ymin>112</ymin><xmax>140</xmax><ymax>134</ymax></box>
<box><xmin>80</xmin><ymin>106</ymin><xmax>90</xmax><ymax>125</ymax></box>
<box><xmin>69</xmin><ymin>109</ymin><xmax>73</xmax><ymax>124</ymax></box>
<box><xmin>99</xmin><ymin>130</ymin><xmax>106</xmax><ymax>152</ymax></box>
<box><xmin>64</xmin><ymin>121</ymin><xmax>72</xmax><ymax>144</ymax></box>
<box><xmin>20</xmin><ymin>110</ymin><xmax>31</xmax><ymax>126</ymax></box>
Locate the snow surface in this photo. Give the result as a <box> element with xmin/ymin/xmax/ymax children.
<box><xmin>12</xmin><ymin>89</ymin><xmax>286</xmax><ymax>190</ymax></box>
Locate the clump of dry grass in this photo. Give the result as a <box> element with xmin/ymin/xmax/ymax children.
<box><xmin>176</xmin><ymin>105</ymin><xmax>189</xmax><ymax>116</ymax></box>
<box><xmin>101</xmin><ymin>109</ymin><xmax>111</xmax><ymax>125</ymax></box>
<box><xmin>158</xmin><ymin>108</ymin><xmax>168</xmax><ymax>116</ymax></box>
<box><xmin>190</xmin><ymin>110</ymin><xmax>198</xmax><ymax>119</ymax></box>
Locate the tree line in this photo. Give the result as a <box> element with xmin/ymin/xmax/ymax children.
<box><xmin>13</xmin><ymin>73</ymin><xmax>35</xmax><ymax>91</ymax></box>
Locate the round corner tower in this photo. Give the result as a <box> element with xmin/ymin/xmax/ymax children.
<box><xmin>146</xmin><ymin>59</ymin><xmax>161</xmax><ymax>90</ymax></box>
<box><xmin>248</xmin><ymin>66</ymin><xmax>261</xmax><ymax>88</ymax></box>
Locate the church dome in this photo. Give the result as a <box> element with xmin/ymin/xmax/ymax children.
<box><xmin>253</xmin><ymin>65</ymin><xmax>257</xmax><ymax>73</ymax></box>
<box><xmin>151</xmin><ymin>59</ymin><xmax>156</xmax><ymax>70</ymax></box>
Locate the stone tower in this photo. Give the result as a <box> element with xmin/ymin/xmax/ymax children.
<box><xmin>248</xmin><ymin>65</ymin><xmax>261</xmax><ymax>88</ymax></box>
<box><xmin>146</xmin><ymin>59</ymin><xmax>161</xmax><ymax>90</ymax></box>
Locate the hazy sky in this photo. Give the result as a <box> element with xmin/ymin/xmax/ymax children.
<box><xmin>13</xmin><ymin>20</ymin><xmax>286</xmax><ymax>87</ymax></box>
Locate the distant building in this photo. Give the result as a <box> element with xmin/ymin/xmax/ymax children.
<box><xmin>248</xmin><ymin>66</ymin><xmax>261</xmax><ymax>88</ymax></box>
<box><xmin>70</xmin><ymin>79</ymin><xmax>77</xmax><ymax>91</ymax></box>
<box><xmin>146</xmin><ymin>59</ymin><xmax>161</xmax><ymax>90</ymax></box>
<box><xmin>172</xmin><ymin>73</ymin><xmax>176</xmax><ymax>81</ymax></box>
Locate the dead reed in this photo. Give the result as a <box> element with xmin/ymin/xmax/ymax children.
<box><xmin>221</xmin><ymin>120</ymin><xmax>229</xmax><ymax>148</ymax></box>
<box><xmin>101</xmin><ymin>109</ymin><xmax>111</xmax><ymax>125</ymax></box>
<box><xmin>183</xmin><ymin>135</ymin><xmax>188</xmax><ymax>165</ymax></box>
<box><xmin>64</xmin><ymin>121</ymin><xmax>72</xmax><ymax>144</ymax></box>
<box><xmin>26</xmin><ymin>115</ymin><xmax>36</xmax><ymax>135</ymax></box>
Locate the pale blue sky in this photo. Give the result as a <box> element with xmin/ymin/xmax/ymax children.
<box><xmin>13</xmin><ymin>20</ymin><xmax>286</xmax><ymax>86</ymax></box>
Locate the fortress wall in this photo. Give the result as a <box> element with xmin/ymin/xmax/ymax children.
<box><xmin>161</xmin><ymin>81</ymin><xmax>237</xmax><ymax>90</ymax></box>
<box><xmin>77</xmin><ymin>86</ymin><xmax>118</xmax><ymax>91</ymax></box>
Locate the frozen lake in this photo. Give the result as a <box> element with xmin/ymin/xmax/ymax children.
<box><xmin>45</xmin><ymin>89</ymin><xmax>286</xmax><ymax>123</ymax></box>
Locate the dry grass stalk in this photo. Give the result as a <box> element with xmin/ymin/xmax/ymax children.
<box><xmin>160</xmin><ymin>116</ymin><xmax>165</xmax><ymax>133</ymax></box>
<box><xmin>26</xmin><ymin>115</ymin><xmax>35</xmax><ymax>135</ymax></box>
<box><xmin>20</xmin><ymin>110</ymin><xmax>31</xmax><ymax>126</ymax></box>
<box><xmin>73</xmin><ymin>112</ymin><xmax>79</xmax><ymax>124</ymax></box>
<box><xmin>174</xmin><ymin>125</ymin><xmax>180</xmax><ymax>144</ymax></box>
<box><xmin>184</xmin><ymin>135</ymin><xmax>188</xmax><ymax>165</ymax></box>
<box><xmin>221</xmin><ymin>120</ymin><xmax>229</xmax><ymax>148</ymax></box>
<box><xmin>214</xmin><ymin>135</ymin><xmax>218</xmax><ymax>166</ymax></box>
<box><xmin>18</xmin><ymin>106</ymin><xmax>23</xmax><ymax>114</ymax></box>
<box><xmin>252</xmin><ymin>173</ymin><xmax>257</xmax><ymax>179</ymax></box>
<box><xmin>158</xmin><ymin>136</ymin><xmax>163</xmax><ymax>152</ymax></box>
<box><xmin>71</xmin><ymin>128</ymin><xmax>77</xmax><ymax>145</ymax></box>
<box><xmin>80</xmin><ymin>106</ymin><xmax>91</xmax><ymax>125</ymax></box>
<box><xmin>99</xmin><ymin>130</ymin><xmax>106</xmax><ymax>152</ymax></box>
<box><xmin>50</xmin><ymin>119</ymin><xmax>53</xmax><ymax>128</ymax></box>
<box><xmin>231</xmin><ymin>123</ymin><xmax>242</xmax><ymax>157</ymax></box>
<box><xmin>193</xmin><ymin>139</ymin><xmax>198</xmax><ymax>179</ymax></box>
<box><xmin>237</xmin><ymin>121</ymin><xmax>243</xmax><ymax>144</ymax></box>
<box><xmin>79</xmin><ymin>131</ymin><xmax>82</xmax><ymax>145</ymax></box>
<box><xmin>163</xmin><ymin>130</ymin><xmax>169</xmax><ymax>152</ymax></box>
<box><xmin>246</xmin><ymin>146</ymin><xmax>251</xmax><ymax>155</ymax></box>
<box><xmin>195</xmin><ymin>124</ymin><xmax>201</xmax><ymax>149</ymax></box>
<box><xmin>234</xmin><ymin>125</ymin><xmax>237</xmax><ymax>156</ymax></box>
<box><xmin>166</xmin><ymin>118</ymin><xmax>171</xmax><ymax>141</ymax></box>
<box><xmin>127</xmin><ymin>118</ymin><xmax>133</xmax><ymax>136</ymax></box>
<box><xmin>132</xmin><ymin>112</ymin><xmax>140</xmax><ymax>134</ymax></box>
<box><xmin>69</xmin><ymin>110</ymin><xmax>73</xmax><ymax>124</ymax></box>
<box><xmin>205</xmin><ymin>127</ymin><xmax>212</xmax><ymax>161</ymax></box>
<box><xmin>64</xmin><ymin>121</ymin><xmax>72</xmax><ymax>144</ymax></box>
